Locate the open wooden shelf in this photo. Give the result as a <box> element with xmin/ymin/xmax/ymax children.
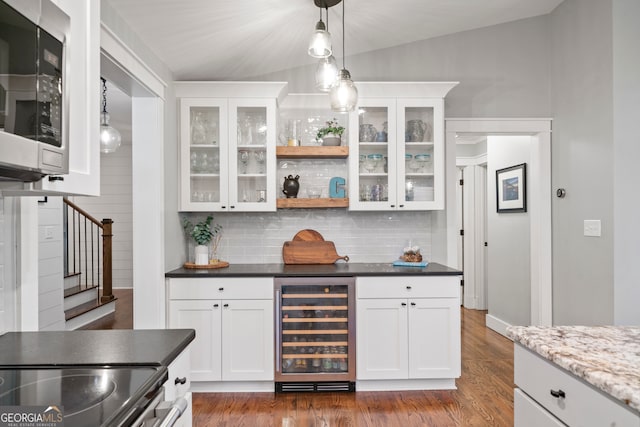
<box><xmin>277</xmin><ymin>198</ymin><xmax>349</xmax><ymax>209</ymax></box>
<box><xmin>276</xmin><ymin>146</ymin><xmax>349</xmax><ymax>158</ymax></box>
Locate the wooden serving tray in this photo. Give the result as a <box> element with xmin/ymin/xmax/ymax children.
<box><xmin>183</xmin><ymin>261</ymin><xmax>229</xmax><ymax>269</ymax></box>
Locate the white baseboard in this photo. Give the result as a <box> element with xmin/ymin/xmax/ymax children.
<box><xmin>485</xmin><ymin>313</ymin><xmax>514</xmax><ymax>340</ymax></box>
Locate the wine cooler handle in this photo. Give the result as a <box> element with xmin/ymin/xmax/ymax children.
<box><xmin>275</xmin><ymin>289</ymin><xmax>281</xmax><ymax>373</ymax></box>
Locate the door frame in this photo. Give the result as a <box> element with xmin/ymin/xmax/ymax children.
<box><xmin>445</xmin><ymin>118</ymin><xmax>552</xmax><ymax>328</ymax></box>
<box><xmin>100</xmin><ymin>24</ymin><xmax>167</xmax><ymax>328</ymax></box>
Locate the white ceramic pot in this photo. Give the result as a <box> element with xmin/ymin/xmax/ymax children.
<box><xmin>322</xmin><ymin>134</ymin><xmax>341</xmax><ymax>146</ymax></box>
<box><xmin>194</xmin><ymin>244</ymin><xmax>209</xmax><ymax>265</ymax></box>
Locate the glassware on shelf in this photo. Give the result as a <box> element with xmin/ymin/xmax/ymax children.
<box><xmin>254</xmin><ymin>150</ymin><xmax>266</xmax><ymax>173</ymax></box>
<box><xmin>190</xmin><ymin>152</ymin><xmax>198</xmax><ymax>173</ymax></box>
<box><xmin>238</xmin><ymin>150</ymin><xmax>249</xmax><ymax>174</ymax></box>
<box><xmin>414</xmin><ymin>153</ymin><xmax>432</xmax><ymax>172</ymax></box>
<box><xmin>405</xmin><ymin>154</ymin><xmax>413</xmax><ymax>173</ymax></box>
<box><xmin>359</xmin><ymin>154</ymin><xmax>366</xmax><ymax>173</ymax></box>
<box><xmin>191</xmin><ymin>111</ymin><xmax>207</xmax><ymax>144</ymax></box>
<box><xmin>405</xmin><ymin>179</ymin><xmax>415</xmax><ymax>201</ymax></box>
<box><xmin>256</xmin><ymin>189</ymin><xmax>266</xmax><ymax>203</ymax></box>
<box><xmin>367</xmin><ymin>153</ymin><xmax>383</xmax><ymax>172</ymax></box>
<box><xmin>359</xmin><ymin>124</ymin><xmax>377</xmax><ymax>142</ymax></box>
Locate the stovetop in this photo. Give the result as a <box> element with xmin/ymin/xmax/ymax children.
<box><xmin>0</xmin><ymin>366</ymin><xmax>168</xmax><ymax>427</ymax></box>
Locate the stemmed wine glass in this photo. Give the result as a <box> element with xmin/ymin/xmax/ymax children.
<box><xmin>254</xmin><ymin>150</ymin><xmax>266</xmax><ymax>174</ymax></box>
<box><xmin>238</xmin><ymin>150</ymin><xmax>249</xmax><ymax>174</ymax></box>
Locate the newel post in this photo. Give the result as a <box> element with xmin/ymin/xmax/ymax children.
<box><xmin>101</xmin><ymin>218</ymin><xmax>115</xmax><ymax>302</ymax></box>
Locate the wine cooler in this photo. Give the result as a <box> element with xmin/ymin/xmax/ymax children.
<box><xmin>274</xmin><ymin>276</ymin><xmax>356</xmax><ymax>392</ymax></box>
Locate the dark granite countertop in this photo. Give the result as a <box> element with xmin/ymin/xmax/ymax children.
<box><xmin>165</xmin><ymin>262</ymin><xmax>462</xmax><ymax>278</ymax></box>
<box><xmin>0</xmin><ymin>329</ymin><xmax>195</xmax><ymax>368</ymax></box>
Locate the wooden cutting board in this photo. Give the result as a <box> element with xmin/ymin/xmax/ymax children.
<box><xmin>282</xmin><ymin>241</ymin><xmax>349</xmax><ymax>264</ymax></box>
<box><xmin>292</xmin><ymin>229</ymin><xmax>324</xmax><ymax>242</ymax></box>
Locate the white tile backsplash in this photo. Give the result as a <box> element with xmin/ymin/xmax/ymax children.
<box><xmin>181</xmin><ymin>210</ymin><xmax>432</xmax><ymax>264</ymax></box>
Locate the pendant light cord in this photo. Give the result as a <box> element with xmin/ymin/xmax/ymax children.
<box><xmin>101</xmin><ymin>77</ymin><xmax>108</xmax><ymax>114</ymax></box>
<box><xmin>342</xmin><ymin>0</ymin><xmax>346</xmax><ymax>69</ymax></box>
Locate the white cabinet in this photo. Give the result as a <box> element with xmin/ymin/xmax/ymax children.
<box><xmin>514</xmin><ymin>344</ymin><xmax>640</xmax><ymax>427</ymax></box>
<box><xmin>348</xmin><ymin>83</ymin><xmax>457</xmax><ymax>210</ymax></box>
<box><xmin>165</xmin><ymin>344</ymin><xmax>193</xmax><ymax>427</ymax></box>
<box><xmin>175</xmin><ymin>82</ymin><xmax>286</xmax><ymax>212</ymax></box>
<box><xmin>4</xmin><ymin>0</ymin><xmax>100</xmax><ymax>196</ymax></box>
<box><xmin>356</xmin><ymin>276</ymin><xmax>460</xmax><ymax>388</ymax></box>
<box><xmin>167</xmin><ymin>278</ymin><xmax>274</xmax><ymax>384</ymax></box>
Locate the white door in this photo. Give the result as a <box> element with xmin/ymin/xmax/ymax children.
<box><xmin>169</xmin><ymin>300</ymin><xmax>222</xmax><ymax>381</ymax></box>
<box><xmin>356</xmin><ymin>298</ymin><xmax>408</xmax><ymax>380</ymax></box>
<box><xmin>408</xmin><ymin>297</ymin><xmax>461</xmax><ymax>379</ymax></box>
<box><xmin>221</xmin><ymin>299</ymin><xmax>274</xmax><ymax>381</ymax></box>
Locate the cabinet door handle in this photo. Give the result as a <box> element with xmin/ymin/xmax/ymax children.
<box><xmin>174</xmin><ymin>377</ymin><xmax>187</xmax><ymax>385</ymax></box>
<box><xmin>410</xmin><ymin>302</ymin><xmax>416</xmax><ymax>306</ymax></box>
<box><xmin>48</xmin><ymin>175</ymin><xmax>64</xmax><ymax>182</ymax></box>
<box><xmin>550</xmin><ymin>389</ymin><xmax>566</xmax><ymax>399</ymax></box>
<box><xmin>230</xmin><ymin>205</ymin><xmax>235</xmax><ymax>209</ymax></box>
<box><xmin>223</xmin><ymin>303</ymin><xmax>229</xmax><ymax>308</ymax></box>
<box><xmin>399</xmin><ymin>204</ymin><xmax>405</xmax><ymax>208</ymax></box>
<box><xmin>213</xmin><ymin>303</ymin><xmax>219</xmax><ymax>308</ymax></box>
<box><xmin>218</xmin><ymin>287</ymin><xmax>224</xmax><ymax>291</ymax></box>
<box><xmin>406</xmin><ymin>285</ymin><xmax>412</xmax><ymax>290</ymax></box>
<box><xmin>401</xmin><ymin>302</ymin><xmax>407</xmax><ymax>307</ymax></box>
<box><xmin>390</xmin><ymin>204</ymin><xmax>395</xmax><ymax>208</ymax></box>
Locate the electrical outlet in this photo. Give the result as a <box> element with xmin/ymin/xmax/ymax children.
<box><xmin>44</xmin><ymin>226</ymin><xmax>54</xmax><ymax>239</ymax></box>
<box><xmin>583</xmin><ymin>220</ymin><xmax>601</xmax><ymax>237</ymax></box>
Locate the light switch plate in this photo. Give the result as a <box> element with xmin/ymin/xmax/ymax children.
<box><xmin>584</xmin><ymin>220</ymin><xmax>601</xmax><ymax>237</ymax></box>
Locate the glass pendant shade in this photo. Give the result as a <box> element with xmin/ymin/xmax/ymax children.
<box><xmin>330</xmin><ymin>69</ymin><xmax>358</xmax><ymax>113</ymax></box>
<box><xmin>100</xmin><ymin>111</ymin><xmax>122</xmax><ymax>153</ymax></box>
<box><xmin>315</xmin><ymin>55</ymin><xmax>339</xmax><ymax>92</ymax></box>
<box><xmin>308</xmin><ymin>20</ymin><xmax>332</xmax><ymax>58</ymax></box>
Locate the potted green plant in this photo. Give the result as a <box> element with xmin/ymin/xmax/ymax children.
<box><xmin>316</xmin><ymin>118</ymin><xmax>345</xmax><ymax>146</ymax></box>
<box><xmin>182</xmin><ymin>215</ymin><xmax>223</xmax><ymax>265</ymax></box>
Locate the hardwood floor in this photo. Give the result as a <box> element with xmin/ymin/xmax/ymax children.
<box><xmin>82</xmin><ymin>288</ymin><xmax>133</xmax><ymax>330</ymax></box>
<box><xmin>193</xmin><ymin>308</ymin><xmax>515</xmax><ymax>427</ymax></box>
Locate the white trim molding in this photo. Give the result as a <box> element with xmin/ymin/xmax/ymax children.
<box><xmin>485</xmin><ymin>313</ymin><xmax>513</xmax><ymax>339</ymax></box>
<box><xmin>446</xmin><ymin>118</ymin><xmax>553</xmax><ymax>327</ymax></box>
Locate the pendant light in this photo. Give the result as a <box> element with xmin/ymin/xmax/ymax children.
<box><xmin>315</xmin><ymin>8</ymin><xmax>338</xmax><ymax>91</ymax></box>
<box><xmin>329</xmin><ymin>0</ymin><xmax>358</xmax><ymax>112</ymax></box>
<box><xmin>100</xmin><ymin>78</ymin><xmax>122</xmax><ymax>154</ymax></box>
<box><xmin>308</xmin><ymin>7</ymin><xmax>332</xmax><ymax>58</ymax></box>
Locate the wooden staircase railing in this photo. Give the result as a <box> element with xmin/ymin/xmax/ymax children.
<box><xmin>63</xmin><ymin>197</ymin><xmax>114</xmax><ymax>303</ymax></box>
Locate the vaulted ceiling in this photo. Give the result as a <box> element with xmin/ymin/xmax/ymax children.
<box><xmin>105</xmin><ymin>0</ymin><xmax>563</xmax><ymax>81</ymax></box>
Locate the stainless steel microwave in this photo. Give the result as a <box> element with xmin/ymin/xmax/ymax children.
<box><xmin>0</xmin><ymin>0</ymin><xmax>69</xmax><ymax>182</ymax></box>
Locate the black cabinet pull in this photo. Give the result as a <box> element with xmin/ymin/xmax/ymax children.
<box><xmin>218</xmin><ymin>287</ymin><xmax>224</xmax><ymax>291</ymax></box>
<box><xmin>221</xmin><ymin>206</ymin><xmax>226</xmax><ymax>209</ymax></box>
<box><xmin>213</xmin><ymin>304</ymin><xmax>219</xmax><ymax>308</ymax></box>
<box><xmin>390</xmin><ymin>204</ymin><xmax>395</xmax><ymax>208</ymax></box>
<box><xmin>406</xmin><ymin>285</ymin><xmax>412</xmax><ymax>290</ymax></box>
<box><xmin>401</xmin><ymin>302</ymin><xmax>407</xmax><ymax>307</ymax></box>
<box><xmin>399</xmin><ymin>204</ymin><xmax>405</xmax><ymax>208</ymax></box>
<box><xmin>223</xmin><ymin>303</ymin><xmax>229</xmax><ymax>308</ymax></box>
<box><xmin>550</xmin><ymin>389</ymin><xmax>565</xmax><ymax>399</ymax></box>
<box><xmin>410</xmin><ymin>302</ymin><xmax>416</xmax><ymax>306</ymax></box>
<box><xmin>48</xmin><ymin>176</ymin><xmax>64</xmax><ymax>182</ymax></box>
<box><xmin>175</xmin><ymin>377</ymin><xmax>187</xmax><ymax>385</ymax></box>
<box><xmin>230</xmin><ymin>205</ymin><xmax>235</xmax><ymax>209</ymax></box>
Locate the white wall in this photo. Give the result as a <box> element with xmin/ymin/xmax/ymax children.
<box><xmin>550</xmin><ymin>0</ymin><xmax>614</xmax><ymax>325</ymax></box>
<box><xmin>38</xmin><ymin>197</ymin><xmax>65</xmax><ymax>330</ymax></box>
<box><xmin>74</xmin><ymin>85</ymin><xmax>133</xmax><ymax>289</ymax></box>
<box><xmin>487</xmin><ymin>136</ymin><xmax>532</xmax><ymax>327</ymax></box>
<box><xmin>0</xmin><ymin>197</ymin><xmax>14</xmax><ymax>334</ymax></box>
<box><xmin>612</xmin><ymin>0</ymin><xmax>640</xmax><ymax>325</ymax></box>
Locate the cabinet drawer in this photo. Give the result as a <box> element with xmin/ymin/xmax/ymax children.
<box><xmin>514</xmin><ymin>345</ymin><xmax>640</xmax><ymax>427</ymax></box>
<box><xmin>169</xmin><ymin>278</ymin><xmax>273</xmax><ymax>300</ymax></box>
<box><xmin>514</xmin><ymin>388</ymin><xmax>565</xmax><ymax>427</ymax></box>
<box><xmin>357</xmin><ymin>276</ymin><xmax>459</xmax><ymax>299</ymax></box>
<box><xmin>165</xmin><ymin>345</ymin><xmax>191</xmax><ymax>401</ymax></box>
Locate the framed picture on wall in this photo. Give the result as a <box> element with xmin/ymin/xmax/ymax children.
<box><xmin>496</xmin><ymin>163</ymin><xmax>527</xmax><ymax>213</ymax></box>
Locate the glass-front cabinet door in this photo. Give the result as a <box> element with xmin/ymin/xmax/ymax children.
<box><xmin>228</xmin><ymin>99</ymin><xmax>277</xmax><ymax>211</ymax></box>
<box><xmin>349</xmin><ymin>98</ymin><xmax>397</xmax><ymax>210</ymax></box>
<box><xmin>180</xmin><ymin>98</ymin><xmax>229</xmax><ymax>211</ymax></box>
<box><xmin>179</xmin><ymin>97</ymin><xmax>277</xmax><ymax>212</ymax></box>
<box><xmin>349</xmin><ymin>97</ymin><xmax>444</xmax><ymax>211</ymax></box>
<box><xmin>397</xmin><ymin>98</ymin><xmax>442</xmax><ymax>210</ymax></box>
